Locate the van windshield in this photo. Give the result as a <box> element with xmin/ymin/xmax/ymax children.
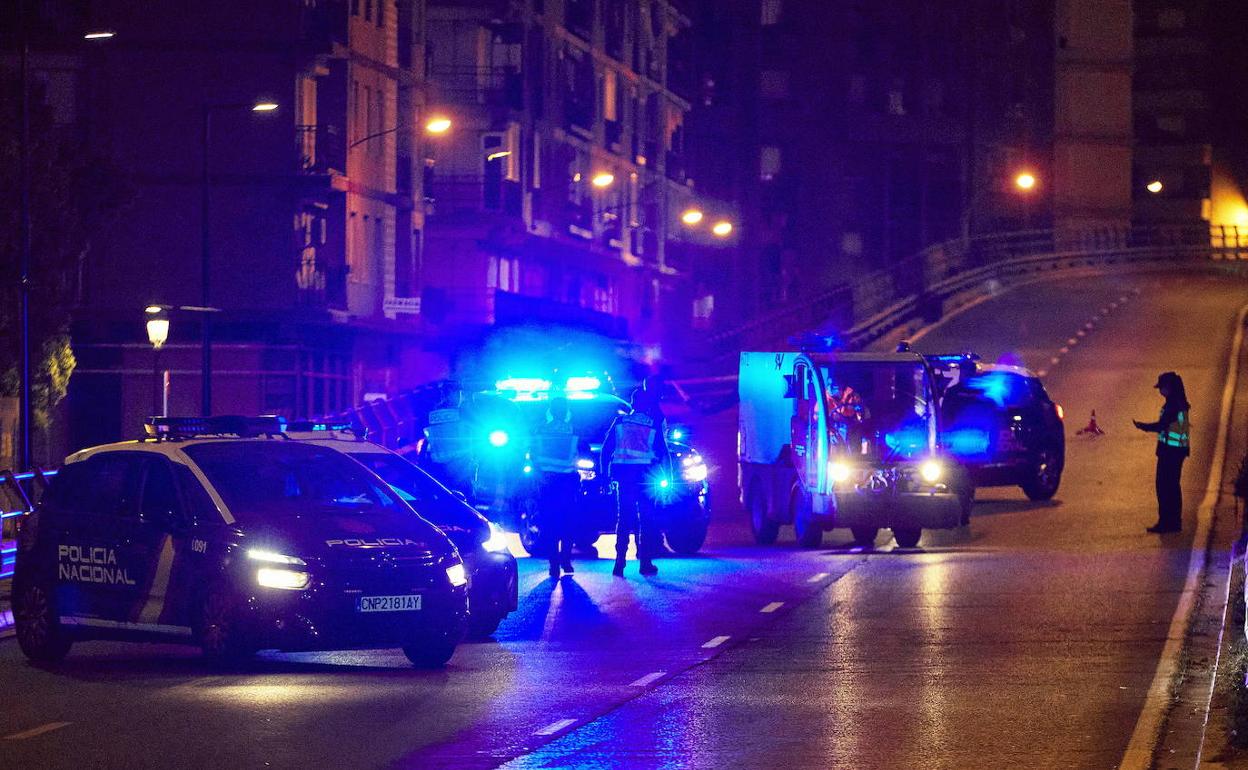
<box><xmin>184</xmin><ymin>442</ymin><xmax>407</xmax><ymax>520</ymax></box>
<box><xmin>819</xmin><ymin>362</ymin><xmax>932</xmax><ymax>459</ymax></box>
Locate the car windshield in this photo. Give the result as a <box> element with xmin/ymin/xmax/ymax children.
<box><xmin>947</xmin><ymin>371</ymin><xmax>1040</xmax><ymax>409</ymax></box>
<box><xmin>348</xmin><ymin>452</ymin><xmax>457</xmax><ymax>507</ymax></box>
<box><xmin>820</xmin><ymin>362</ymin><xmax>933</xmax><ymax>459</ymax></box>
<box><xmin>183</xmin><ymin>442</ymin><xmax>406</xmax><ymax>520</ymax></box>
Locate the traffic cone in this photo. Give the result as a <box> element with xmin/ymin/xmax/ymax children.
<box><xmin>1076</xmin><ymin>410</ymin><xmax>1105</xmax><ymax>436</ymax></box>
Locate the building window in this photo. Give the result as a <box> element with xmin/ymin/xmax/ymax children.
<box><xmin>351</xmin><ymin>0</ymin><xmax>360</xmax><ymax>16</ymax></box>
<box><xmin>488</xmin><ymin>256</ymin><xmax>521</xmax><ymax>293</ymax></box>
<box><xmin>760</xmin><ymin>146</ymin><xmax>781</xmax><ymax>181</ymax></box>
<box><xmin>376</xmin><ymin>0</ymin><xmax>384</xmax><ymax>27</ymax></box>
<box><xmin>760</xmin><ymin>70</ymin><xmax>789</xmax><ymax>100</ymax></box>
<box><xmin>761</xmin><ymin>0</ymin><xmax>782</xmax><ymax>25</ymax></box>
<box><xmin>364</xmin><ymin>0</ymin><xmax>372</xmax><ymax>22</ymax></box>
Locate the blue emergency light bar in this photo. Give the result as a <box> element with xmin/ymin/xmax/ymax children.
<box><xmin>494</xmin><ymin>373</ymin><xmax>608</xmax><ymax>401</ymax></box>
<box><xmin>145</xmin><ymin>415</ymin><xmax>286</xmax><ymax>440</ymax></box>
<box><xmin>285</xmin><ymin>420</ymin><xmax>363</xmax><ymax>435</ymax></box>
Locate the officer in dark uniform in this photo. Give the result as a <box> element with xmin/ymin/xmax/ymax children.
<box><xmin>601</xmin><ymin>387</ymin><xmax>670</xmax><ymax>577</ymax></box>
<box><xmin>533</xmin><ymin>396</ymin><xmax>580</xmax><ymax>579</ymax></box>
<box><xmin>1133</xmin><ymin>371</ymin><xmax>1191</xmax><ymax>533</ymax></box>
<box><xmin>422</xmin><ymin>381</ymin><xmax>476</xmax><ymax>494</ymax></box>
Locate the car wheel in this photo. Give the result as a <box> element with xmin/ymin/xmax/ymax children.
<box><xmin>13</xmin><ymin>576</ymin><xmax>72</xmax><ymax>663</ymax></box>
<box><xmin>665</xmin><ymin>516</ymin><xmax>709</xmax><ymax>555</ymax></box>
<box><xmin>892</xmin><ymin>528</ymin><xmax>922</xmax><ymax>549</ymax></box>
<box><xmin>198</xmin><ymin>587</ymin><xmax>253</xmax><ymax>663</ymax></box>
<box><xmin>850</xmin><ymin>527</ymin><xmax>879</xmax><ymax>548</ymax></box>
<box><xmin>403</xmin><ymin>635</ymin><xmax>458</xmax><ymax>668</ymax></box>
<box><xmin>791</xmin><ymin>485</ymin><xmax>823</xmax><ymax>549</ymax></box>
<box><xmin>748</xmin><ymin>485</ymin><xmax>779</xmax><ymax>545</ymax></box>
<box><xmin>466</xmin><ymin>612</ymin><xmax>504</xmax><ymax>641</ymax></box>
<box><xmin>1021</xmin><ymin>450</ymin><xmax>1063</xmax><ymax>501</ymax></box>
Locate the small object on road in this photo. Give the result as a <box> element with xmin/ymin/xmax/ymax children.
<box><xmin>1076</xmin><ymin>411</ymin><xmax>1106</xmax><ymax>436</ymax></box>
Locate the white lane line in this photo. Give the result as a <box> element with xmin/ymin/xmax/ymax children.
<box><xmin>1049</xmin><ymin>356</ymin><xmax>1060</xmax><ymax>365</ymax></box>
<box><xmin>1036</xmin><ymin>369</ymin><xmax>1048</xmax><ymax>378</ymax></box>
<box><xmin>534</xmin><ymin>718</ymin><xmax>577</xmax><ymax>736</ymax></box>
<box><xmin>1067</xmin><ymin>337</ymin><xmax>1078</xmax><ymax>345</ymax></box>
<box><xmin>1119</xmin><ymin>301</ymin><xmax>1248</xmax><ymax>770</ymax></box>
<box><xmin>1076</xmin><ymin>330</ymin><xmax>1086</xmax><ymax>337</ymax></box>
<box><xmin>1059</xmin><ymin>347</ymin><xmax>1069</xmax><ymax>354</ymax></box>
<box><xmin>807</xmin><ymin>572</ymin><xmax>830</xmax><ymax>583</ymax></box>
<box><xmin>4</xmin><ymin>722</ymin><xmax>71</xmax><ymax>741</ymax></box>
<box><xmin>1100</xmin><ymin>307</ymin><xmax>1110</xmax><ymax>314</ymax></box>
<box><xmin>760</xmin><ymin>601</ymin><xmax>784</xmax><ymax>613</ymax></box>
<box><xmin>702</xmin><ymin>635</ymin><xmax>731</xmax><ymax>649</ymax></box>
<box><xmin>629</xmin><ymin>671</ymin><xmax>666</xmax><ymax>687</ymax></box>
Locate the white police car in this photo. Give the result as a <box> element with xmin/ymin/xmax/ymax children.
<box><xmin>13</xmin><ymin>417</ymin><xmax>469</xmax><ymax>667</ymax></box>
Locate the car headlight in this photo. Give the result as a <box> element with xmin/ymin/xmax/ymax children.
<box><xmin>248</xmin><ymin>549</ymin><xmax>307</xmax><ymax>567</ymax></box>
<box><xmin>681</xmin><ymin>455</ymin><xmax>708</xmax><ymax>483</ymax></box>
<box><xmin>481</xmin><ymin>523</ymin><xmax>510</xmax><ymax>554</ymax></box>
<box><xmin>256</xmin><ymin>567</ymin><xmax>311</xmax><ymax>591</ymax></box>
<box><xmin>919</xmin><ymin>460</ymin><xmax>943</xmax><ymax>484</ymax></box>
<box><xmin>446</xmin><ymin>562</ymin><xmax>468</xmax><ymax>587</ymax></box>
<box><xmin>576</xmin><ymin>458</ymin><xmax>596</xmax><ymax>470</ymax></box>
<box><xmin>488</xmin><ymin>429</ymin><xmax>510</xmax><ymax>448</ymax></box>
<box><xmin>828</xmin><ymin>460</ymin><xmax>852</xmax><ymax>485</ymax></box>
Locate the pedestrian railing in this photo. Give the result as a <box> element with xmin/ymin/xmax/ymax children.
<box><xmin>0</xmin><ymin>469</ymin><xmax>58</xmax><ymax>580</ymax></box>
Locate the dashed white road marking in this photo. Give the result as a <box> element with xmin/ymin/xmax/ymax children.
<box><xmin>1059</xmin><ymin>347</ymin><xmax>1069</xmax><ymax>354</ymax></box>
<box><xmin>760</xmin><ymin>602</ymin><xmax>784</xmax><ymax>613</ymax></box>
<box><xmin>1076</xmin><ymin>330</ymin><xmax>1086</xmax><ymax>337</ymax></box>
<box><xmin>4</xmin><ymin>722</ymin><xmax>71</xmax><ymax>741</ymax></box>
<box><xmin>702</xmin><ymin>635</ymin><xmax>731</xmax><ymax>649</ymax></box>
<box><xmin>1037</xmin><ymin>369</ymin><xmax>1048</xmax><ymax>378</ymax></box>
<box><xmin>629</xmin><ymin>671</ymin><xmax>666</xmax><ymax>687</ymax></box>
<box><xmin>1067</xmin><ymin>337</ymin><xmax>1078</xmax><ymax>345</ymax></box>
<box><xmin>1049</xmin><ymin>356</ymin><xmax>1060</xmax><ymax>365</ymax></box>
<box><xmin>534</xmin><ymin>718</ymin><xmax>578</xmax><ymax>736</ymax></box>
<box><xmin>807</xmin><ymin>572</ymin><xmax>830</xmax><ymax>583</ymax></box>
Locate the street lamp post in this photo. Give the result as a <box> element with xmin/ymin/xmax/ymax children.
<box><xmin>199</xmin><ymin>100</ymin><xmax>277</xmax><ymax>417</ymax></box>
<box><xmin>145</xmin><ymin>307</ymin><xmax>170</xmax><ymax>417</ymax></box>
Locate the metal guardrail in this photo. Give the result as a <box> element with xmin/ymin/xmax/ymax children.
<box><xmin>0</xmin><ymin>468</ymin><xmax>58</xmax><ymax>579</ymax></box>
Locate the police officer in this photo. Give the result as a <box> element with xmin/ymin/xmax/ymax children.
<box><xmin>422</xmin><ymin>381</ymin><xmax>476</xmax><ymax>494</ymax></box>
<box><xmin>601</xmin><ymin>387</ymin><xmax>670</xmax><ymax>577</ymax></box>
<box><xmin>1133</xmin><ymin>371</ymin><xmax>1191</xmax><ymax>533</ymax></box>
<box><xmin>533</xmin><ymin>396</ymin><xmax>580</xmax><ymax>579</ymax></box>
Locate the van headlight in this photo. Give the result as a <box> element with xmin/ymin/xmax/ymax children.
<box><xmin>256</xmin><ymin>567</ymin><xmax>312</xmax><ymax>591</ymax></box>
<box><xmin>681</xmin><ymin>454</ymin><xmax>708</xmax><ymax>483</ymax></box>
<box><xmin>828</xmin><ymin>461</ymin><xmax>852</xmax><ymax>485</ymax></box>
<box><xmin>247</xmin><ymin>549</ymin><xmax>306</xmax><ymax>566</ymax></box>
<box><xmin>919</xmin><ymin>460</ymin><xmax>943</xmax><ymax>484</ymax></box>
<box><xmin>446</xmin><ymin>562</ymin><xmax>468</xmax><ymax>587</ymax></box>
<box><xmin>481</xmin><ymin>522</ymin><xmax>510</xmax><ymax>554</ymax></box>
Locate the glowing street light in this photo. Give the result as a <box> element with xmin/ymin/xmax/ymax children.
<box><xmin>426</xmin><ymin>116</ymin><xmax>452</xmax><ymax>134</ymax></box>
<box><xmin>591</xmin><ymin>172</ymin><xmax>615</xmax><ymax>188</ymax></box>
<box><xmin>251</xmin><ymin>101</ymin><xmax>279</xmax><ymax>113</ymax></box>
<box><xmin>83</xmin><ymin>30</ymin><xmax>117</xmax><ymax>40</ymax></box>
<box><xmin>681</xmin><ymin>209</ymin><xmax>705</xmax><ymax>225</ymax></box>
<box><xmin>1146</xmin><ymin>180</ymin><xmax>1164</xmax><ymax>194</ymax></box>
<box><xmin>712</xmin><ymin>221</ymin><xmax>734</xmax><ymax>237</ymax></box>
<box><xmin>1014</xmin><ymin>172</ymin><xmax>1037</xmax><ymax>191</ymax></box>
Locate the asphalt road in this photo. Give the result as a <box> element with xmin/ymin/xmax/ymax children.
<box><xmin>1</xmin><ymin>271</ymin><xmax>1244</xmax><ymax>770</ymax></box>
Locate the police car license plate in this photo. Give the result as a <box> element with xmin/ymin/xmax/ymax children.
<box><xmin>357</xmin><ymin>594</ymin><xmax>422</xmax><ymax>613</ymax></box>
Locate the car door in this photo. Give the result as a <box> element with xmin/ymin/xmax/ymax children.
<box><xmin>117</xmin><ymin>455</ymin><xmax>194</xmax><ymax>631</ymax></box>
<box><xmin>54</xmin><ymin>453</ymin><xmax>146</xmax><ymax>624</ymax></box>
<box><xmin>790</xmin><ymin>363</ymin><xmax>819</xmax><ymax>488</ymax></box>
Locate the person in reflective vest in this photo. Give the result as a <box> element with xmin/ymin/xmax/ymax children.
<box><xmin>601</xmin><ymin>387</ymin><xmax>670</xmax><ymax>577</ymax></box>
<box><xmin>1133</xmin><ymin>371</ymin><xmax>1191</xmax><ymax>533</ymax></box>
<box><xmin>534</xmin><ymin>396</ymin><xmax>580</xmax><ymax>578</ymax></box>
<box><xmin>422</xmin><ymin>382</ymin><xmax>476</xmax><ymax>494</ymax></box>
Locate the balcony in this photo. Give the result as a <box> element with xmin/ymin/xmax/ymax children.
<box><xmin>296</xmin><ymin>124</ymin><xmax>345</xmax><ymax>176</ymax></box>
<box><xmin>426</xmin><ymin>175</ymin><xmax>522</xmax><ymax>219</ymax></box>
<box><xmin>429</xmin><ymin>66</ymin><xmax>524</xmax><ymax>110</ymax></box>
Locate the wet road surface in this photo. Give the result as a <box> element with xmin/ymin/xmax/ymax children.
<box><xmin>1</xmin><ymin>271</ymin><xmax>1244</xmax><ymax>769</ymax></box>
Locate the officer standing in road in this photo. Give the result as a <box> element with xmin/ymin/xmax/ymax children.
<box><xmin>1133</xmin><ymin>371</ymin><xmax>1191</xmax><ymax>533</ymax></box>
<box><xmin>422</xmin><ymin>381</ymin><xmax>476</xmax><ymax>494</ymax></box>
<box><xmin>533</xmin><ymin>396</ymin><xmax>580</xmax><ymax>579</ymax></box>
<box><xmin>601</xmin><ymin>387</ymin><xmax>671</xmax><ymax>577</ymax></box>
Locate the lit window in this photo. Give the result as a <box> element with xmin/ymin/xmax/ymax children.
<box><xmin>760</xmin><ymin>146</ymin><xmax>781</xmax><ymax>181</ymax></box>
<box><xmin>603</xmin><ymin>70</ymin><xmax>619</xmax><ymax>122</ymax></box>
<box><xmin>761</xmin><ymin>0</ymin><xmax>782</xmax><ymax>25</ymax></box>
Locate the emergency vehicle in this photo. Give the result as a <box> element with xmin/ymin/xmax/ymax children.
<box><xmin>13</xmin><ymin>417</ymin><xmax>469</xmax><ymax>667</ymax></box>
<box><xmin>738</xmin><ymin>351</ymin><xmax>971</xmax><ymax>549</ymax></box>
<box><xmin>284</xmin><ymin>422</ymin><xmax>518</xmax><ymax>639</ymax></box>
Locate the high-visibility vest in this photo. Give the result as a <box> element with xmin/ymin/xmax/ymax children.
<box><xmin>611</xmin><ymin>413</ymin><xmax>659</xmax><ymax>465</ymax></box>
<box><xmin>424</xmin><ymin>408</ymin><xmax>473</xmax><ymax>463</ymax></box>
<box><xmin>534</xmin><ymin>421</ymin><xmax>578</xmax><ymax>473</ymax></box>
<box><xmin>1158</xmin><ymin>409</ymin><xmax>1190</xmax><ymax>450</ymax></box>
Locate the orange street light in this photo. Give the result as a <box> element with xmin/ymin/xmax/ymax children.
<box><xmin>83</xmin><ymin>30</ymin><xmax>117</xmax><ymax>40</ymax></box>
<box><xmin>1014</xmin><ymin>172</ymin><xmax>1037</xmax><ymax>191</ymax></box>
<box><xmin>1146</xmin><ymin>180</ymin><xmax>1164</xmax><ymax>194</ymax></box>
<box><xmin>681</xmin><ymin>209</ymin><xmax>705</xmax><ymax>226</ymax></box>
<box><xmin>712</xmin><ymin>221</ymin><xmax>734</xmax><ymax>237</ymax></box>
<box><xmin>251</xmin><ymin>101</ymin><xmax>279</xmax><ymax>113</ymax></box>
<box><xmin>591</xmin><ymin>172</ymin><xmax>615</xmax><ymax>188</ymax></box>
<box><xmin>426</xmin><ymin>116</ymin><xmax>452</xmax><ymax>134</ymax></box>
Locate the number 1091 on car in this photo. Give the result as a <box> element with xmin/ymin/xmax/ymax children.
<box><xmin>357</xmin><ymin>595</ymin><xmax>422</xmax><ymax>612</ymax></box>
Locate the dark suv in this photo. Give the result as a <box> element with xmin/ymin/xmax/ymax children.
<box><xmin>13</xmin><ymin>417</ymin><xmax>469</xmax><ymax>667</ymax></box>
<box><xmin>940</xmin><ymin>365</ymin><xmax>1065</xmax><ymax>501</ymax></box>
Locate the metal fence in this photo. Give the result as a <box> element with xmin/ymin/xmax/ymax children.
<box><xmin>0</xmin><ymin>468</ymin><xmax>58</xmax><ymax>579</ymax></box>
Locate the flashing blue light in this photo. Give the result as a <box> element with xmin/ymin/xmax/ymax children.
<box><xmin>523</xmin><ymin>464</ymin><xmax>533</xmax><ymax>474</ymax></box>
<box><xmin>883</xmin><ymin>425</ymin><xmax>927</xmax><ymax>457</ymax></box>
<box><xmin>495</xmin><ymin>377</ymin><xmax>552</xmax><ymax>393</ymax></box>
<box><xmin>565</xmin><ymin>376</ymin><xmax>601</xmax><ymax>392</ymax></box>
<box><xmin>488</xmin><ymin>429</ymin><xmax>510</xmax><ymax>448</ymax></box>
<box><xmin>659</xmin><ymin>478</ymin><xmax>670</xmax><ymax>489</ymax></box>
<box><xmin>943</xmin><ymin>427</ymin><xmax>992</xmax><ymax>458</ymax></box>
<box><xmin>671</xmin><ymin>429</ymin><xmax>684</xmax><ymax>440</ymax></box>
<box><xmin>961</xmin><ymin>371</ymin><xmax>1027</xmax><ymax>408</ymax></box>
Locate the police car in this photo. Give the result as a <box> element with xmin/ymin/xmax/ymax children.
<box><xmin>284</xmin><ymin>422</ymin><xmax>517</xmax><ymax>639</ymax></box>
<box><xmin>13</xmin><ymin>417</ymin><xmax>469</xmax><ymax>667</ymax></box>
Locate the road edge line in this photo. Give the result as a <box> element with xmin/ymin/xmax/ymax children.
<box><xmin>1119</xmin><ymin>302</ymin><xmax>1248</xmax><ymax>770</ymax></box>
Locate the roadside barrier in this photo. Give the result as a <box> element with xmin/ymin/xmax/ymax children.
<box><xmin>0</xmin><ymin>469</ymin><xmax>58</xmax><ymax>579</ymax></box>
